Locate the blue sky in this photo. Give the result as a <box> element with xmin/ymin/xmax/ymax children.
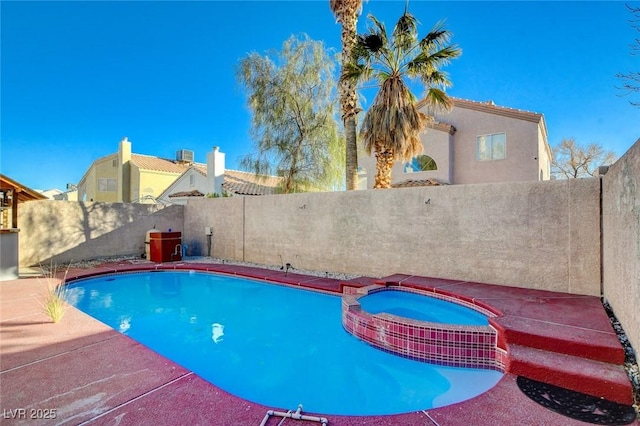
<box><xmin>1</xmin><ymin>1</ymin><xmax>638</xmax><ymax>191</ymax></box>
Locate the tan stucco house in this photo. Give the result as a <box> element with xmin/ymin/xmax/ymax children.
<box><xmin>77</xmin><ymin>138</ymin><xmax>201</xmax><ymax>203</ymax></box>
<box><xmin>358</xmin><ymin>97</ymin><xmax>552</xmax><ymax>188</ymax></box>
<box><xmin>77</xmin><ymin>139</ymin><xmax>282</xmax><ymax>204</ymax></box>
<box><xmin>157</xmin><ymin>147</ymin><xmax>283</xmax><ymax>205</ymax></box>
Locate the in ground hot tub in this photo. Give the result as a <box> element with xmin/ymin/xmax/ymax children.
<box><xmin>358</xmin><ymin>288</ymin><xmax>489</xmax><ymax>326</ymax></box>
<box><xmin>342</xmin><ymin>285</ymin><xmax>506</xmax><ymax>371</ymax></box>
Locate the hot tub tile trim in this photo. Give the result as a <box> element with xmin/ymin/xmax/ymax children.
<box><xmin>342</xmin><ymin>286</ymin><xmax>503</xmax><ymax>371</ymax></box>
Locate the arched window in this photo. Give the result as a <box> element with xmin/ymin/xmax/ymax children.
<box><xmin>404</xmin><ymin>155</ymin><xmax>437</xmax><ymax>173</ymax></box>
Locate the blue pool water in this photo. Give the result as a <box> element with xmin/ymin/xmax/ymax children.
<box><xmin>66</xmin><ymin>271</ymin><xmax>502</xmax><ymax>415</ymax></box>
<box><xmin>359</xmin><ymin>289</ymin><xmax>489</xmax><ymax>326</ymax></box>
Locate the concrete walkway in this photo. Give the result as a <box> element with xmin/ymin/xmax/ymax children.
<box><xmin>1</xmin><ymin>262</ymin><xmax>637</xmax><ymax>425</ymax></box>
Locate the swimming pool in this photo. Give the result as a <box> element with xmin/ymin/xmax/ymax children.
<box><xmin>65</xmin><ymin>271</ymin><xmax>503</xmax><ymax>416</ymax></box>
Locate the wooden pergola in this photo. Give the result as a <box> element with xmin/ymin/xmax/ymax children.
<box><xmin>0</xmin><ymin>174</ymin><xmax>47</xmax><ymax>229</ymax></box>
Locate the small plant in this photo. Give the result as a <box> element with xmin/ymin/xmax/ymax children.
<box><xmin>39</xmin><ymin>263</ymin><xmax>70</xmax><ymax>323</ymax></box>
<box><xmin>206</xmin><ymin>191</ymin><xmax>231</xmax><ymax>198</ymax></box>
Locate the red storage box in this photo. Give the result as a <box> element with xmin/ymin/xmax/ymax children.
<box><xmin>149</xmin><ymin>232</ymin><xmax>182</xmax><ymax>263</ymax></box>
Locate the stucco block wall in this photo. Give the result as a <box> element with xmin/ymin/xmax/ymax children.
<box><xmin>184</xmin><ymin>179</ymin><xmax>601</xmax><ymax>295</ymax></box>
<box><xmin>603</xmin><ymin>138</ymin><xmax>640</xmax><ymax>355</ymax></box>
<box><xmin>18</xmin><ymin>201</ymin><xmax>184</xmax><ymax>266</ymax></box>
<box><xmin>183</xmin><ymin>197</ymin><xmax>244</xmax><ymax>260</ymax></box>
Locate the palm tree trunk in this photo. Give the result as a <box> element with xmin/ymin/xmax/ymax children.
<box><xmin>339</xmin><ymin>2</ymin><xmax>360</xmax><ymax>191</ymax></box>
<box><xmin>345</xmin><ymin>115</ymin><xmax>358</xmax><ymax>189</ymax></box>
<box><xmin>374</xmin><ymin>143</ymin><xmax>394</xmax><ymax>188</ymax></box>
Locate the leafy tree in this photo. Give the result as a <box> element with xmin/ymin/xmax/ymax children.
<box><xmin>330</xmin><ymin>0</ymin><xmax>363</xmax><ymax>190</ymax></box>
<box><xmin>344</xmin><ymin>9</ymin><xmax>461</xmax><ymax>188</ymax></box>
<box><xmin>551</xmin><ymin>138</ymin><xmax>618</xmax><ymax>179</ymax></box>
<box><xmin>617</xmin><ymin>4</ymin><xmax>640</xmax><ymax>107</ymax></box>
<box><xmin>237</xmin><ymin>35</ymin><xmax>344</xmax><ymax>193</ymax></box>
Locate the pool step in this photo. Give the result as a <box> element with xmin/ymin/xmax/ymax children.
<box><xmin>491</xmin><ymin>315</ymin><xmax>625</xmax><ymax>365</ymax></box>
<box><xmin>506</xmin><ymin>343</ymin><xmax>633</xmax><ymax>406</ymax></box>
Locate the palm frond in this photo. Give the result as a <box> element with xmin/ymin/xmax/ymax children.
<box><xmin>419</xmin><ymin>20</ymin><xmax>454</xmax><ymax>52</ymax></box>
<box><xmin>422</xmin><ymin>87</ymin><xmax>454</xmax><ymax>113</ymax></box>
<box><xmin>342</xmin><ymin>61</ymin><xmax>371</xmax><ymax>84</ymax></box>
<box><xmin>406</xmin><ymin>44</ymin><xmax>460</xmax><ymax>79</ymax></box>
<box><xmin>359</xmin><ymin>76</ymin><xmax>429</xmax><ymax>161</ymax></box>
<box><xmin>393</xmin><ymin>11</ymin><xmax>418</xmax><ymax>52</ymax></box>
<box><xmin>419</xmin><ymin>70</ymin><xmax>452</xmax><ymax>90</ymax></box>
<box><xmin>428</xmin><ymin>44</ymin><xmax>462</xmax><ymax>63</ymax></box>
<box><xmin>367</xmin><ymin>13</ymin><xmax>387</xmax><ymax>42</ymax></box>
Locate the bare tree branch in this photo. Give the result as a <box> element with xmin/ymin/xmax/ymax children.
<box><xmin>551</xmin><ymin>138</ymin><xmax>618</xmax><ymax>179</ymax></box>
<box><xmin>617</xmin><ymin>4</ymin><xmax>640</xmax><ymax>107</ymax></box>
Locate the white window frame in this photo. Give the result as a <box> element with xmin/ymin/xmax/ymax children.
<box><xmin>477</xmin><ymin>132</ymin><xmax>506</xmax><ymax>161</ymax></box>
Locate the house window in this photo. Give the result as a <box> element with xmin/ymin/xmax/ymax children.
<box><xmin>98</xmin><ymin>178</ymin><xmax>117</xmax><ymax>192</ymax></box>
<box><xmin>189</xmin><ymin>174</ymin><xmax>195</xmax><ymax>187</ymax></box>
<box><xmin>477</xmin><ymin>133</ymin><xmax>506</xmax><ymax>161</ymax></box>
<box><xmin>112</xmin><ymin>159</ymin><xmax>118</xmax><ymax>167</ymax></box>
<box><xmin>404</xmin><ymin>155</ymin><xmax>438</xmax><ymax>173</ymax></box>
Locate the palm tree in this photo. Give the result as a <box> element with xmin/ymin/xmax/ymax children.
<box><xmin>344</xmin><ymin>9</ymin><xmax>461</xmax><ymax>188</ymax></box>
<box><xmin>330</xmin><ymin>0</ymin><xmax>363</xmax><ymax>190</ymax></box>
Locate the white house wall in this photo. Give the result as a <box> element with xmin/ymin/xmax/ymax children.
<box><xmin>157</xmin><ymin>169</ymin><xmax>209</xmax><ymax>205</ymax></box>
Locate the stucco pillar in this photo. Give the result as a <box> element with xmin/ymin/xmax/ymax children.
<box><xmin>118</xmin><ymin>137</ymin><xmax>131</xmax><ymax>202</ymax></box>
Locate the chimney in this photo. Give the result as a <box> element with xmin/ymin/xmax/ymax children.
<box><xmin>118</xmin><ymin>137</ymin><xmax>131</xmax><ymax>202</ymax></box>
<box><xmin>207</xmin><ymin>147</ymin><xmax>225</xmax><ymax>195</ymax></box>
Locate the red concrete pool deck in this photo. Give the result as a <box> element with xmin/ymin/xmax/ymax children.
<box><xmin>1</xmin><ymin>261</ymin><xmax>637</xmax><ymax>426</ymax></box>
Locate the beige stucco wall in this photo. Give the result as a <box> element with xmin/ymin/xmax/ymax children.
<box><xmin>80</xmin><ymin>155</ymin><xmax>119</xmax><ymax>202</ymax></box>
<box><xmin>603</xmin><ymin>138</ymin><xmax>640</xmax><ymax>355</ymax></box>
<box><xmin>442</xmin><ymin>107</ymin><xmax>542</xmax><ymax>184</ymax></box>
<box><xmin>537</xmin><ymin>125</ymin><xmax>552</xmax><ymax>181</ymax></box>
<box><xmin>18</xmin><ymin>201</ymin><xmax>184</xmax><ymax>266</ymax></box>
<box><xmin>137</xmin><ymin>169</ymin><xmax>183</xmax><ymax>204</ymax></box>
<box><xmin>184</xmin><ymin>179</ymin><xmax>600</xmax><ymax>295</ymax></box>
<box><xmin>183</xmin><ymin>197</ymin><xmax>244</xmax><ymax>259</ymax></box>
<box><xmin>130</xmin><ymin>164</ymin><xmax>142</xmax><ymax>203</ymax></box>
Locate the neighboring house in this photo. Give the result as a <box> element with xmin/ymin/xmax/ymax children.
<box><xmin>157</xmin><ymin>147</ymin><xmax>283</xmax><ymax>205</ymax></box>
<box><xmin>53</xmin><ymin>187</ymin><xmax>78</xmax><ymax>201</ymax></box>
<box><xmin>358</xmin><ymin>97</ymin><xmax>552</xmax><ymax>188</ymax></box>
<box><xmin>77</xmin><ymin>138</ymin><xmax>199</xmax><ymax>203</ymax></box>
<box><xmin>37</xmin><ymin>188</ymin><xmax>63</xmax><ymax>200</ymax></box>
<box><xmin>77</xmin><ymin>139</ymin><xmax>282</xmax><ymax>204</ymax></box>
<box><xmin>35</xmin><ymin>186</ymin><xmax>78</xmax><ymax>201</ymax></box>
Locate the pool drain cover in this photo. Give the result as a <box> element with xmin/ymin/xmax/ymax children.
<box><xmin>516</xmin><ymin>376</ymin><xmax>637</xmax><ymax>425</ymax></box>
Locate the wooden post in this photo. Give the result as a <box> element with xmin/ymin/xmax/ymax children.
<box><xmin>11</xmin><ymin>189</ymin><xmax>18</xmax><ymax>228</ymax></box>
